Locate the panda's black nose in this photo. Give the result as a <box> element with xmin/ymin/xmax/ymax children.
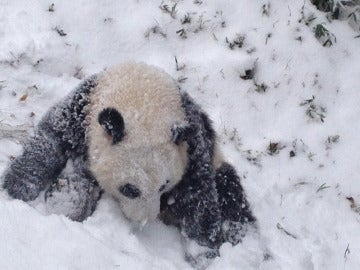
<box><xmin>119</xmin><ymin>183</ymin><xmax>141</xmax><ymax>199</ymax></box>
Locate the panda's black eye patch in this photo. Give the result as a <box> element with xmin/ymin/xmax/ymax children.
<box><xmin>119</xmin><ymin>183</ymin><xmax>141</xmax><ymax>199</ymax></box>
<box><xmin>98</xmin><ymin>107</ymin><xmax>125</xmax><ymax>144</ymax></box>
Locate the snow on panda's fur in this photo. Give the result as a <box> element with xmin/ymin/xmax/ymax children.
<box><xmin>2</xmin><ymin>62</ymin><xmax>255</xmax><ymax>264</ymax></box>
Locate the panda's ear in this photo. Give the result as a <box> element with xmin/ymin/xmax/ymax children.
<box><xmin>98</xmin><ymin>107</ymin><xmax>125</xmax><ymax>144</ymax></box>
<box><xmin>171</xmin><ymin>123</ymin><xmax>196</xmax><ymax>145</ymax></box>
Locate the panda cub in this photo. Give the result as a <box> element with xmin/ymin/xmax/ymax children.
<box><xmin>2</xmin><ymin>62</ymin><xmax>255</xmax><ymax>264</ymax></box>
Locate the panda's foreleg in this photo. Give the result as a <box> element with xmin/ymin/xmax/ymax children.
<box><xmin>215</xmin><ymin>162</ymin><xmax>256</xmax><ymax>245</ymax></box>
<box><xmin>161</xmin><ymin>164</ymin><xmax>223</xmax><ymax>268</ymax></box>
<box><xmin>179</xmin><ymin>179</ymin><xmax>222</xmax><ymax>249</ymax></box>
<box><xmin>2</xmin><ymin>127</ymin><xmax>67</xmax><ymax>202</ymax></box>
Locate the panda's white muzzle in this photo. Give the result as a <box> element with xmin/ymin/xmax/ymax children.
<box><xmin>119</xmin><ymin>192</ymin><xmax>161</xmax><ymax>224</ymax></box>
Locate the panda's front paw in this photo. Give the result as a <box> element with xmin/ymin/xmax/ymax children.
<box><xmin>3</xmin><ymin>173</ymin><xmax>41</xmax><ymax>201</ymax></box>
<box><xmin>215</xmin><ymin>162</ymin><xmax>256</xmax><ymax>244</ymax></box>
<box><xmin>45</xmin><ymin>174</ymin><xmax>102</xmax><ymax>222</ymax></box>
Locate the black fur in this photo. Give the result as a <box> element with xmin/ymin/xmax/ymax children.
<box><xmin>98</xmin><ymin>107</ymin><xmax>125</xmax><ymax>144</ymax></box>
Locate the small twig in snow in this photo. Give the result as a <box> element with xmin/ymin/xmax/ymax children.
<box><xmin>346</xmin><ymin>197</ymin><xmax>360</xmax><ymax>213</ymax></box>
<box><xmin>262</xmin><ymin>3</ymin><xmax>271</xmax><ymax>16</ymax></box>
<box><xmin>344</xmin><ymin>243</ymin><xmax>350</xmax><ymax>262</ymax></box>
<box><xmin>144</xmin><ymin>25</ymin><xmax>167</xmax><ymax>39</ymax></box>
<box><xmin>48</xmin><ymin>3</ymin><xmax>55</xmax><ymax>12</ymax></box>
<box><xmin>159</xmin><ymin>2</ymin><xmax>177</xmax><ymax>19</ymax></box>
<box><xmin>276</xmin><ymin>223</ymin><xmax>297</xmax><ymax>239</ymax></box>
<box><xmin>181</xmin><ymin>13</ymin><xmax>191</xmax><ymax>24</ymax></box>
<box><xmin>54</xmin><ymin>26</ymin><xmax>67</xmax><ymax>37</ymax></box>
<box><xmin>176</xmin><ymin>28</ymin><xmax>187</xmax><ymax>39</ymax></box>
<box><xmin>265</xmin><ymin>33</ymin><xmax>272</xmax><ymax>44</ymax></box>
<box><xmin>177</xmin><ymin>76</ymin><xmax>188</xmax><ymax>83</ymax></box>
<box><xmin>316</xmin><ymin>183</ymin><xmax>330</xmax><ymax>193</ymax></box>
<box><xmin>174</xmin><ymin>56</ymin><xmax>185</xmax><ymax>71</ymax></box>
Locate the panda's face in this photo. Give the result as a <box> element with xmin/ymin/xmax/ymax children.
<box><xmin>91</xmin><ymin>112</ymin><xmax>187</xmax><ymax>222</ymax></box>
<box><xmin>88</xmin><ymin>62</ymin><xmax>188</xmax><ymax>223</ymax></box>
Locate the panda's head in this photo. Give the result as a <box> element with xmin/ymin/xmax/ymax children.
<box><xmin>88</xmin><ymin>62</ymin><xmax>189</xmax><ymax>223</ymax></box>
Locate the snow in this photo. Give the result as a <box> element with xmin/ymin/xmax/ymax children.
<box><xmin>1</xmin><ymin>0</ymin><xmax>360</xmax><ymax>269</ymax></box>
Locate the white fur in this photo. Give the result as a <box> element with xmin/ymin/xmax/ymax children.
<box><xmin>88</xmin><ymin>62</ymin><xmax>188</xmax><ymax>223</ymax></box>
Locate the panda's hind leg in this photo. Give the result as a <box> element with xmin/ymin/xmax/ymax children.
<box><xmin>44</xmin><ymin>165</ymin><xmax>102</xmax><ymax>222</ymax></box>
<box><xmin>215</xmin><ymin>162</ymin><xmax>255</xmax><ymax>245</ymax></box>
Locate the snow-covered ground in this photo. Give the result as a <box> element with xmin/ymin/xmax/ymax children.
<box><xmin>1</xmin><ymin>0</ymin><xmax>360</xmax><ymax>269</ymax></box>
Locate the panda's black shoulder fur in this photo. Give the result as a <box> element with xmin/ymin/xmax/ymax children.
<box><xmin>42</xmin><ymin>75</ymin><xmax>98</xmax><ymax>158</ymax></box>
